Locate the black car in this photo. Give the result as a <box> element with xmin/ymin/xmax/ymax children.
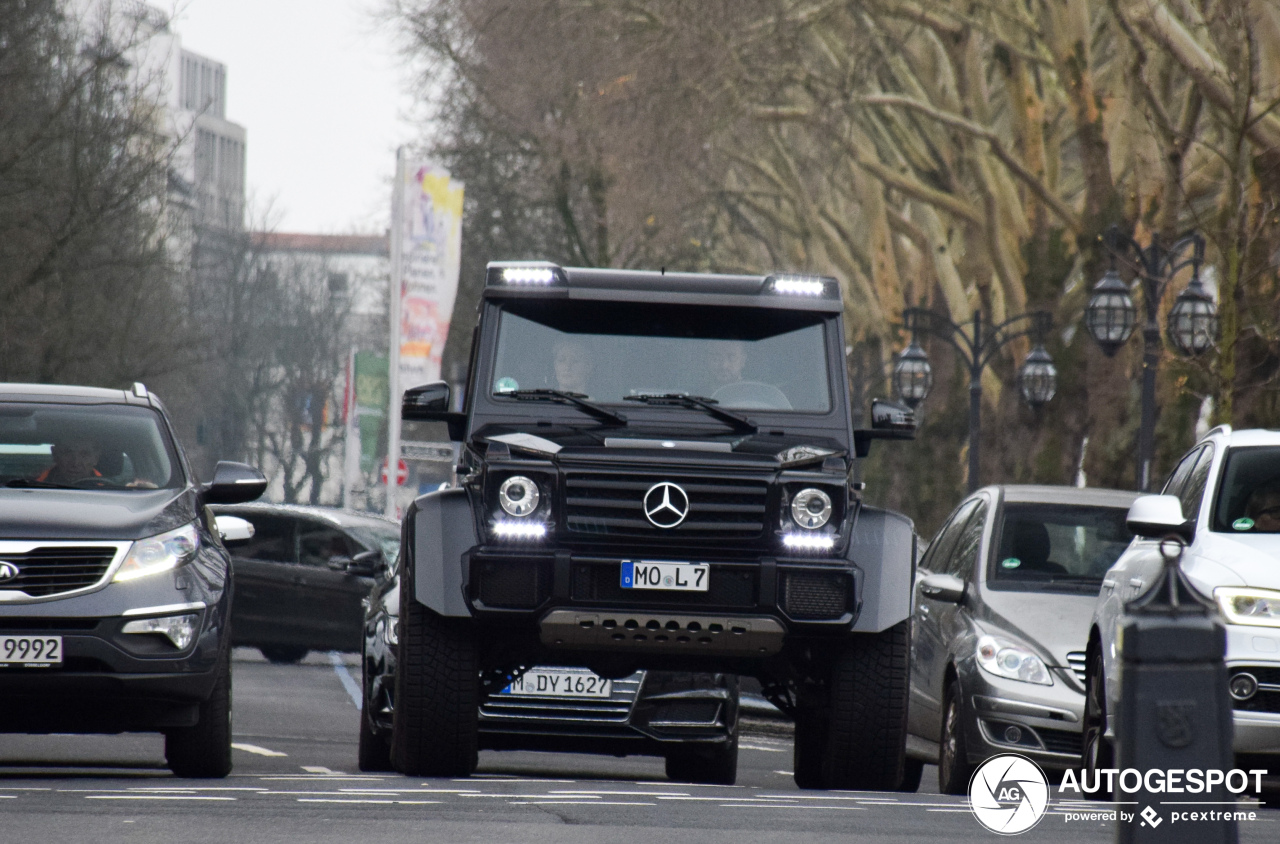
<box><xmin>0</xmin><ymin>382</ymin><xmax>265</xmax><ymax>777</ymax></box>
<box><xmin>211</xmin><ymin>503</ymin><xmax>401</xmax><ymax>663</ymax></box>
<box><xmin>390</xmin><ymin>262</ymin><xmax>918</xmax><ymax>790</ymax></box>
<box><xmin>359</xmin><ymin>571</ymin><xmax>740</xmax><ymax>782</ymax></box>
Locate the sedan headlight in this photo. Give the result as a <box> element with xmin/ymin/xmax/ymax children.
<box><xmin>976</xmin><ymin>635</ymin><xmax>1052</xmax><ymax>685</ymax></box>
<box><xmin>1215</xmin><ymin>587</ymin><xmax>1280</xmax><ymax>628</ymax></box>
<box><xmin>790</xmin><ymin>488</ymin><xmax>833</xmax><ymax>530</ymax></box>
<box><xmin>114</xmin><ymin>524</ymin><xmax>200</xmax><ymax>582</ymax></box>
<box><xmin>498</xmin><ymin>475</ymin><xmax>541</xmax><ymax>517</ymax></box>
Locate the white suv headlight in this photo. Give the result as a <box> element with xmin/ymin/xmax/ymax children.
<box><xmin>1215</xmin><ymin>587</ymin><xmax>1280</xmax><ymax>628</ymax></box>
<box><xmin>976</xmin><ymin>635</ymin><xmax>1052</xmax><ymax>685</ymax></box>
<box><xmin>114</xmin><ymin>524</ymin><xmax>200</xmax><ymax>582</ymax></box>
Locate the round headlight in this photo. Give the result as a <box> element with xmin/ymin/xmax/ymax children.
<box><xmin>499</xmin><ymin>475</ymin><xmax>541</xmax><ymax>517</ymax></box>
<box><xmin>790</xmin><ymin>488</ymin><xmax>832</xmax><ymax>530</ymax></box>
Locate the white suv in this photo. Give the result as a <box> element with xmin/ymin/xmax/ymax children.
<box><xmin>1083</xmin><ymin>426</ymin><xmax>1280</xmax><ymax>778</ymax></box>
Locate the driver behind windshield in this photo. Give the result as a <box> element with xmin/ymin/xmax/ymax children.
<box><xmin>34</xmin><ymin>437</ymin><xmax>102</xmax><ymax>484</ymax></box>
<box><xmin>553</xmin><ymin>338</ymin><xmax>594</xmax><ymax>396</ymax></box>
<box><xmin>1244</xmin><ymin>480</ymin><xmax>1280</xmax><ymax>532</ymax></box>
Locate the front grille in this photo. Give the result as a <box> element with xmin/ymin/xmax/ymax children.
<box><xmin>780</xmin><ymin>571</ymin><xmax>850</xmax><ymax>620</ymax></box>
<box><xmin>472</xmin><ymin>559</ymin><xmax>551</xmax><ymax>609</ymax></box>
<box><xmin>1038</xmin><ymin>727</ymin><xmax>1084</xmax><ymax>756</ymax></box>
<box><xmin>1231</xmin><ymin>666</ymin><xmax>1280</xmax><ymax>714</ymax></box>
<box><xmin>480</xmin><ymin>671</ymin><xmax>642</xmax><ymax>724</ymax></box>
<box><xmin>0</xmin><ymin>547</ymin><xmax>117</xmax><ymax>598</ymax></box>
<box><xmin>1066</xmin><ymin>651</ymin><xmax>1087</xmax><ymax>682</ymax></box>
<box><xmin>571</xmin><ymin>562</ymin><xmax>756</xmax><ymax>608</ymax></box>
<box><xmin>563</xmin><ymin>473</ymin><xmax>768</xmax><ymax>540</ymax></box>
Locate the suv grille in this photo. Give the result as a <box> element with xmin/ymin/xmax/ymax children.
<box><xmin>564</xmin><ymin>473</ymin><xmax>768</xmax><ymax>539</ymax></box>
<box><xmin>780</xmin><ymin>571</ymin><xmax>850</xmax><ymax>620</ymax></box>
<box><xmin>1066</xmin><ymin>652</ymin><xmax>1087</xmax><ymax>682</ymax></box>
<box><xmin>480</xmin><ymin>672</ymin><xmax>642</xmax><ymax>725</ymax></box>
<box><xmin>0</xmin><ymin>547</ymin><xmax>118</xmax><ymax>598</ymax></box>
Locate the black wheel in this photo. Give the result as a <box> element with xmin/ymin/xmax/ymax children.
<box><xmin>390</xmin><ymin>598</ymin><xmax>478</xmax><ymax>777</ymax></box>
<box><xmin>1081</xmin><ymin>647</ymin><xmax>1113</xmax><ymax>800</ymax></box>
<box><xmin>165</xmin><ymin>650</ymin><xmax>233</xmax><ymax>779</ymax></box>
<box><xmin>358</xmin><ymin>705</ymin><xmax>394</xmax><ymax>772</ymax></box>
<box><xmin>897</xmin><ymin>757</ymin><xmax>924</xmax><ymax>793</ymax></box>
<box><xmin>937</xmin><ymin>678</ymin><xmax>974</xmax><ymax>795</ymax></box>
<box><xmin>792</xmin><ymin>620</ymin><xmax>911</xmax><ymax>791</ymax></box>
<box><xmin>665</xmin><ymin>733</ymin><xmax>738</xmax><ymax>785</ymax></box>
<box><xmin>259</xmin><ymin>645</ymin><xmax>309</xmax><ymax>664</ymax></box>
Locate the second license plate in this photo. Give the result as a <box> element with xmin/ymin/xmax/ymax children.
<box><xmin>0</xmin><ymin>635</ymin><xmax>62</xmax><ymax>666</ymax></box>
<box><xmin>621</xmin><ymin>561</ymin><xmax>709</xmax><ymax>592</ymax></box>
<box><xmin>502</xmin><ymin>669</ymin><xmax>612</xmax><ymax>698</ymax></box>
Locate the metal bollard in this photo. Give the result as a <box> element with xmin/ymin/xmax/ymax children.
<box><xmin>1116</xmin><ymin>537</ymin><xmax>1236</xmax><ymax>844</ymax></box>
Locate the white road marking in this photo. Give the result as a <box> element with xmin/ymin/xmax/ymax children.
<box><xmin>302</xmin><ymin>766</ymin><xmax>338</xmax><ymax>774</ymax></box>
<box><xmin>774</xmin><ymin>770</ymin><xmax>793</xmax><ymax>776</ymax></box>
<box><xmin>739</xmin><ymin>744</ymin><xmax>786</xmax><ymax>753</ymax></box>
<box><xmin>329</xmin><ymin>651</ymin><xmax>363</xmax><ymax>710</ymax></box>
<box><xmin>718</xmin><ymin>804</ymin><xmax>867</xmax><ymax>811</ymax></box>
<box><xmin>232</xmin><ymin>742</ymin><xmax>287</xmax><ymax>757</ymax></box>
<box><xmin>260</xmin><ymin>776</ymin><xmax>384</xmax><ymax>781</ymax></box>
<box><xmin>514</xmin><ymin>800</ymin><xmax>656</xmax><ymax>806</ymax></box>
<box><xmin>550</xmin><ymin>790</ymin><xmax>692</xmax><ymax>797</ymax></box>
<box><xmin>338</xmin><ymin>788</ymin><xmax>482</xmax><ymax>794</ymax></box>
<box><xmin>85</xmin><ymin>795</ymin><xmax>236</xmax><ymax>801</ymax></box>
<box><xmin>298</xmin><ymin>798</ymin><xmax>396</xmax><ymax>804</ymax></box>
<box><xmin>0</xmin><ymin>796</ymin><xmax>16</xmax><ymax>799</ymax></box>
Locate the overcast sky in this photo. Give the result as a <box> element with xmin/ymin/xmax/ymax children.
<box><xmin>170</xmin><ymin>0</ymin><xmax>420</xmax><ymax>234</ymax></box>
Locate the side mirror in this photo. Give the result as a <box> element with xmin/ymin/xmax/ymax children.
<box><xmin>202</xmin><ymin>461</ymin><xmax>267</xmax><ymax>505</ymax></box>
<box><xmin>919</xmin><ymin>572</ymin><xmax>966</xmax><ymax>604</ymax></box>
<box><xmin>402</xmin><ymin>381</ymin><xmax>466</xmax><ymax>441</ymax></box>
<box><xmin>327</xmin><ymin>548</ymin><xmax>382</xmax><ymax>577</ymax></box>
<box><xmin>214</xmin><ymin>515</ymin><xmax>255</xmax><ymax>545</ymax></box>
<box><xmin>853</xmin><ymin>398</ymin><xmax>917</xmax><ymax>457</ymax></box>
<box><xmin>1126</xmin><ymin>494</ymin><xmax>1193</xmax><ymax>541</ymax></box>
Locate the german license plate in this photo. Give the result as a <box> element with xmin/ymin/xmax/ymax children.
<box><xmin>621</xmin><ymin>561</ymin><xmax>709</xmax><ymax>592</ymax></box>
<box><xmin>502</xmin><ymin>668</ymin><xmax>612</xmax><ymax>698</ymax></box>
<box><xmin>0</xmin><ymin>635</ymin><xmax>62</xmax><ymax>666</ymax></box>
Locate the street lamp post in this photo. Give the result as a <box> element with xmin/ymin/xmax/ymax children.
<box><xmin>1083</xmin><ymin>225</ymin><xmax>1217</xmax><ymax>491</ymax></box>
<box><xmin>895</xmin><ymin>307</ymin><xmax>1056</xmax><ymax>493</ymax></box>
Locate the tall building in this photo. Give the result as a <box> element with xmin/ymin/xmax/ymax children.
<box><xmin>175</xmin><ymin>48</ymin><xmax>246</xmax><ymax>231</ymax></box>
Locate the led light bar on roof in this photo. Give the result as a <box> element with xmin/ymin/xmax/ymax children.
<box><xmin>503</xmin><ymin>267</ymin><xmax>555</xmax><ymax>284</ymax></box>
<box><xmin>782</xmin><ymin>533</ymin><xmax>835</xmax><ymax>552</ymax></box>
<box><xmin>766</xmin><ymin>274</ymin><xmax>835</xmax><ymax>297</ymax></box>
<box><xmin>486</xmin><ymin>261</ymin><xmax>566</xmax><ymax>287</ymax></box>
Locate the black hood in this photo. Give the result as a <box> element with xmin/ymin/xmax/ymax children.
<box><xmin>472</xmin><ymin>424</ymin><xmax>847</xmax><ymax>469</ymax></box>
<box><xmin>0</xmin><ymin>488</ymin><xmax>199</xmax><ymax>541</ymax></box>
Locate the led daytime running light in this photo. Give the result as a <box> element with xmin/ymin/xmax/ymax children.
<box><xmin>1215</xmin><ymin>587</ymin><xmax>1280</xmax><ymax>628</ymax></box>
<box><xmin>114</xmin><ymin>524</ymin><xmax>200</xmax><ymax>582</ymax></box>
<box><xmin>782</xmin><ymin>533</ymin><xmax>835</xmax><ymax>552</ymax></box>
<box><xmin>492</xmin><ymin>521</ymin><xmax>547</xmax><ymax>540</ymax></box>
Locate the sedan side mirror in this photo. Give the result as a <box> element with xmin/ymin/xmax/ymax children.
<box><xmin>919</xmin><ymin>572</ymin><xmax>966</xmax><ymax>604</ymax></box>
<box><xmin>1126</xmin><ymin>494</ymin><xmax>1193</xmax><ymax>541</ymax></box>
<box><xmin>327</xmin><ymin>548</ymin><xmax>382</xmax><ymax>577</ymax></box>
<box><xmin>402</xmin><ymin>381</ymin><xmax>466</xmax><ymax>441</ymax></box>
<box><xmin>214</xmin><ymin>515</ymin><xmax>255</xmax><ymax>545</ymax></box>
<box><xmin>202</xmin><ymin>461</ymin><xmax>267</xmax><ymax>505</ymax></box>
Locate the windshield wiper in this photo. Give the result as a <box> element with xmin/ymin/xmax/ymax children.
<box><xmin>624</xmin><ymin>393</ymin><xmax>757</xmax><ymax>433</ymax></box>
<box><xmin>4</xmin><ymin>478</ymin><xmax>78</xmax><ymax>489</ymax></box>
<box><xmin>502</xmin><ymin>389</ymin><xmax>627</xmax><ymax>426</ymax></box>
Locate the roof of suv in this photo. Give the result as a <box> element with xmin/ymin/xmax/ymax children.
<box><xmin>1198</xmin><ymin>426</ymin><xmax>1280</xmax><ymax>449</ymax></box>
<box><xmin>0</xmin><ymin>382</ymin><xmax>152</xmax><ymax>406</ymax></box>
<box><xmin>992</xmin><ymin>484</ymin><xmax>1140</xmax><ymax>508</ymax></box>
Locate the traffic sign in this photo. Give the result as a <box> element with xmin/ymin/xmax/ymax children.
<box><xmin>381</xmin><ymin>457</ymin><xmax>409</xmax><ymax>485</ymax></box>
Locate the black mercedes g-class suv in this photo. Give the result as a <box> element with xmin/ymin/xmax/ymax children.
<box><xmin>394</xmin><ymin>262</ymin><xmax>917</xmax><ymax>790</ymax></box>
<box><xmin>0</xmin><ymin>382</ymin><xmax>266</xmax><ymax>777</ymax></box>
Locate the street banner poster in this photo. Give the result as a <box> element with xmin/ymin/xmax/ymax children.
<box><xmin>386</xmin><ymin>151</ymin><xmax>465</xmax><ymax>516</ymax></box>
<box><xmin>354</xmin><ymin>352</ymin><xmax>389</xmax><ymax>474</ymax></box>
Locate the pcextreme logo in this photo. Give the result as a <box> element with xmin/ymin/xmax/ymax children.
<box><xmin>968</xmin><ymin>754</ymin><xmax>1050</xmax><ymax>835</ymax></box>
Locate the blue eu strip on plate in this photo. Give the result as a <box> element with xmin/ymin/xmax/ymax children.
<box><xmin>620</xmin><ymin>561</ymin><xmax>634</xmax><ymax>588</ymax></box>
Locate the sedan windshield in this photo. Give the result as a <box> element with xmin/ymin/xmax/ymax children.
<box><xmin>490</xmin><ymin>300</ymin><xmax>831</xmax><ymax>412</ymax></box>
<box><xmin>989</xmin><ymin>504</ymin><xmax>1132</xmax><ymax>591</ymax></box>
<box><xmin>348</xmin><ymin>524</ymin><xmax>402</xmax><ymax>565</ymax></box>
<box><xmin>0</xmin><ymin>402</ymin><xmax>183</xmax><ymax>490</ymax></box>
<box><xmin>1212</xmin><ymin>446</ymin><xmax>1280</xmax><ymax>533</ymax></box>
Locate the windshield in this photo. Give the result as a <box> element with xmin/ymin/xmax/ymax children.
<box><xmin>1212</xmin><ymin>446</ymin><xmax>1280</xmax><ymax>533</ymax></box>
<box><xmin>490</xmin><ymin>301</ymin><xmax>831</xmax><ymax>412</ymax></box>
<box><xmin>988</xmin><ymin>504</ymin><xmax>1132</xmax><ymax>591</ymax></box>
<box><xmin>348</xmin><ymin>524</ymin><xmax>402</xmax><ymax>565</ymax></box>
<box><xmin>0</xmin><ymin>402</ymin><xmax>183</xmax><ymax>490</ymax></box>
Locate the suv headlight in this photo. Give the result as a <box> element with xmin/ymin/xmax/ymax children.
<box><xmin>114</xmin><ymin>524</ymin><xmax>200</xmax><ymax>582</ymax></box>
<box><xmin>976</xmin><ymin>635</ymin><xmax>1052</xmax><ymax>685</ymax></box>
<box><xmin>790</xmin><ymin>488</ymin><xmax>833</xmax><ymax>529</ymax></box>
<box><xmin>499</xmin><ymin>475</ymin><xmax>541</xmax><ymax>517</ymax></box>
<box><xmin>1215</xmin><ymin>587</ymin><xmax>1280</xmax><ymax>628</ymax></box>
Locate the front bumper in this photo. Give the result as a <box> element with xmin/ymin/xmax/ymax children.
<box><xmin>1225</xmin><ymin>625</ymin><xmax>1280</xmax><ymax>754</ymax></box>
<box><xmin>961</xmin><ymin>665</ymin><xmax>1086</xmax><ymax>770</ymax></box>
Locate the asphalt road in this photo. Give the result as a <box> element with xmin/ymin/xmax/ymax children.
<box><xmin>0</xmin><ymin>650</ymin><xmax>1274</xmax><ymax>843</ymax></box>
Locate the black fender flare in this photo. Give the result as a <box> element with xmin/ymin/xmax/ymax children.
<box><xmin>848</xmin><ymin>506</ymin><xmax>917</xmax><ymax>633</ymax></box>
<box><xmin>403</xmin><ymin>488</ymin><xmax>477</xmax><ymax>618</ymax></box>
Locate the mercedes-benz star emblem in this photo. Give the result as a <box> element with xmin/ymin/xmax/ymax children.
<box><xmin>0</xmin><ymin>561</ymin><xmax>20</xmax><ymax>583</ymax></box>
<box><xmin>643</xmin><ymin>482</ymin><xmax>689</xmax><ymax>529</ymax></box>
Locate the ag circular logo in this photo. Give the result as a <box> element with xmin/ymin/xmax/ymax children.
<box><xmin>643</xmin><ymin>482</ymin><xmax>689</xmax><ymax>529</ymax></box>
<box><xmin>968</xmin><ymin>753</ymin><xmax>1050</xmax><ymax>835</ymax></box>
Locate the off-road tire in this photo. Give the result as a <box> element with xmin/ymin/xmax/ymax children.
<box><xmin>165</xmin><ymin>650</ymin><xmax>233</xmax><ymax>778</ymax></box>
<box><xmin>259</xmin><ymin>645</ymin><xmax>309</xmax><ymax>664</ymax></box>
<box><xmin>358</xmin><ymin>705</ymin><xmax>394</xmax><ymax>772</ymax></box>
<box><xmin>391</xmin><ymin>598</ymin><xmax>478</xmax><ymax>777</ymax></box>
<box><xmin>665</xmin><ymin>732</ymin><xmax>739</xmax><ymax>785</ymax></box>
<box><xmin>937</xmin><ymin>678</ymin><xmax>974</xmax><ymax>795</ymax></box>
<box><xmin>793</xmin><ymin>620</ymin><xmax>911</xmax><ymax>791</ymax></box>
<box><xmin>1081</xmin><ymin>647</ymin><xmax>1114</xmax><ymax>800</ymax></box>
